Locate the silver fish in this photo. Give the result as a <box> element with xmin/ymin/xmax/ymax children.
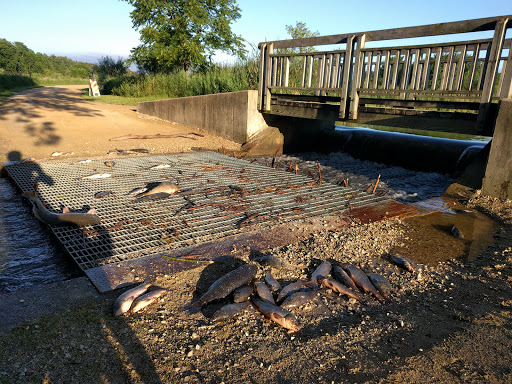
<box><xmin>232</xmin><ymin>285</ymin><xmax>253</xmax><ymax>303</ymax></box>
<box><xmin>317</xmin><ymin>277</ymin><xmax>363</xmax><ymax>302</ymax></box>
<box><xmin>280</xmin><ymin>290</ymin><xmax>318</xmax><ymax>309</ymax></box>
<box><xmin>210</xmin><ymin>302</ymin><xmax>250</xmax><ymax>323</ymax></box>
<box><xmin>77</xmin><ymin>173</ymin><xmax>111</xmax><ymax>180</ymax></box>
<box><xmin>130</xmin><ymin>288</ymin><xmax>166</xmax><ymax>314</ymax></box>
<box><xmin>367</xmin><ymin>273</ymin><xmax>391</xmax><ymax>298</ymax></box>
<box><xmin>147</xmin><ymin>164</ymin><xmax>171</xmax><ymax>170</ymax></box>
<box><xmin>138</xmin><ymin>182</ymin><xmax>179</xmax><ymax>197</ymax></box>
<box><xmin>188</xmin><ymin>264</ymin><xmax>258</xmax><ymax>312</ymax></box>
<box><xmin>264</xmin><ymin>271</ymin><xmax>281</xmax><ymax>292</ymax></box>
<box><xmin>22</xmin><ymin>189</ymin><xmax>101</xmax><ymax>227</ymax></box>
<box><xmin>113</xmin><ymin>281</ymin><xmax>152</xmax><ymax>316</ymax></box>
<box><xmin>332</xmin><ymin>265</ymin><xmax>359</xmax><ymax>291</ymax></box>
<box><xmin>251</xmin><ymin>296</ymin><xmax>300</xmax><ymax>332</ymax></box>
<box><xmin>276</xmin><ymin>280</ymin><xmax>306</xmax><ymax>303</ymax></box>
<box><xmin>127</xmin><ymin>187</ymin><xmax>148</xmax><ymax>196</ymax></box>
<box><xmin>310</xmin><ymin>261</ymin><xmax>332</xmax><ymax>285</ymax></box>
<box><xmin>94</xmin><ymin>191</ymin><xmax>114</xmax><ymax>198</ymax></box>
<box><xmin>385</xmin><ymin>254</ymin><xmax>418</xmax><ymax>272</ymax></box>
<box><xmin>253</xmin><ymin>255</ymin><xmax>298</xmax><ymax>273</ymax></box>
<box><xmin>254</xmin><ymin>280</ymin><xmax>275</xmax><ymax>304</ymax></box>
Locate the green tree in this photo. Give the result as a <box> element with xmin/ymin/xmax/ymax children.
<box><xmin>123</xmin><ymin>0</ymin><xmax>247</xmax><ymax>73</ymax></box>
<box><xmin>284</xmin><ymin>22</ymin><xmax>319</xmax><ymax>54</ymax></box>
<box><xmin>94</xmin><ymin>56</ymin><xmax>127</xmax><ymax>82</ymax></box>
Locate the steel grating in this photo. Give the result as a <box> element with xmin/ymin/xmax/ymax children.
<box><xmin>5</xmin><ymin>152</ymin><xmax>390</xmax><ymax>275</ymax></box>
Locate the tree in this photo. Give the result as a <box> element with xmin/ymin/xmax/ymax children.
<box><xmin>94</xmin><ymin>56</ymin><xmax>127</xmax><ymax>82</ymax></box>
<box><xmin>123</xmin><ymin>0</ymin><xmax>247</xmax><ymax>73</ymax></box>
<box><xmin>283</xmin><ymin>22</ymin><xmax>319</xmax><ymax>54</ymax></box>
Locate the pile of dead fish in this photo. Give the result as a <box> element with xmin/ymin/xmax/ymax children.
<box><xmin>183</xmin><ymin>253</ymin><xmax>420</xmax><ymax>332</ymax></box>
<box><xmin>113</xmin><ymin>280</ymin><xmax>167</xmax><ymax>316</ymax></box>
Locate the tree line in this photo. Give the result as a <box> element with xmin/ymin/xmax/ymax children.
<box><xmin>0</xmin><ymin>38</ymin><xmax>93</xmax><ymax>78</ymax></box>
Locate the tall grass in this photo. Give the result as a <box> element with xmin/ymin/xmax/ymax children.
<box><xmin>102</xmin><ymin>57</ymin><xmax>259</xmax><ymax>98</ymax></box>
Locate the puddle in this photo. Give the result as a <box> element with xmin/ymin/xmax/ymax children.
<box><xmin>391</xmin><ymin>198</ymin><xmax>499</xmax><ymax>265</ymax></box>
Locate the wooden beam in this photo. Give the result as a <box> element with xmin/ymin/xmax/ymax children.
<box><xmin>477</xmin><ymin>17</ymin><xmax>509</xmax><ymax>131</ymax></box>
<box><xmin>261</xmin><ymin>15</ymin><xmax>512</xmax><ymax>49</ymax></box>
<box><xmin>349</xmin><ymin>34</ymin><xmax>366</xmax><ymax>120</ymax></box>
<box><xmin>339</xmin><ymin>36</ymin><xmax>354</xmax><ymax>119</ymax></box>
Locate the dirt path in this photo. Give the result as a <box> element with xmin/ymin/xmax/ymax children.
<box><xmin>0</xmin><ymin>85</ymin><xmax>241</xmax><ymax>162</ymax></box>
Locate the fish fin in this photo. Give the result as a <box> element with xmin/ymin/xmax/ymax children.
<box><xmin>87</xmin><ymin>208</ymin><xmax>97</xmax><ymax>215</ymax></box>
<box><xmin>62</xmin><ymin>207</ymin><xmax>70</xmax><ymax>214</ymax></box>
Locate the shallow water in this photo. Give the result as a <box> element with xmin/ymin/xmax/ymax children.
<box><xmin>391</xmin><ymin>199</ymin><xmax>498</xmax><ymax>265</ymax></box>
<box><xmin>0</xmin><ymin>177</ymin><xmax>78</xmax><ymax>294</ymax></box>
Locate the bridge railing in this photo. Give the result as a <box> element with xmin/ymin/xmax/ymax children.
<box><xmin>258</xmin><ymin>15</ymin><xmax>512</xmax><ymax>131</ymax></box>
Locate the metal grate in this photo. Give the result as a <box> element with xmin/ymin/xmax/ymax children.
<box><xmin>5</xmin><ymin>152</ymin><xmax>388</xmax><ymax>273</ymax></box>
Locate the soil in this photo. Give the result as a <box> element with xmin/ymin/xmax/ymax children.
<box><xmin>0</xmin><ymin>86</ymin><xmax>511</xmax><ymax>384</ymax></box>
<box><xmin>0</xmin><ymin>85</ymin><xmax>241</xmax><ymax>163</ymax></box>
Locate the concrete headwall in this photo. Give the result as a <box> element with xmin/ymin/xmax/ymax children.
<box><xmin>137</xmin><ymin>90</ymin><xmax>268</xmax><ymax>144</ymax></box>
<box><xmin>482</xmin><ymin>99</ymin><xmax>512</xmax><ymax>199</ymax></box>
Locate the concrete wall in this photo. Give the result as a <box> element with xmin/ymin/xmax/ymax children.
<box><xmin>137</xmin><ymin>90</ymin><xmax>268</xmax><ymax>144</ymax></box>
<box><xmin>482</xmin><ymin>99</ymin><xmax>512</xmax><ymax>199</ymax></box>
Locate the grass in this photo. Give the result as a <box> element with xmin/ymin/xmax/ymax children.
<box><xmin>81</xmin><ymin>92</ymin><xmax>170</xmax><ymax>106</ymax></box>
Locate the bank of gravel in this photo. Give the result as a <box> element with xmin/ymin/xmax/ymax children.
<box><xmin>0</xmin><ymin>154</ymin><xmax>511</xmax><ymax>384</ymax></box>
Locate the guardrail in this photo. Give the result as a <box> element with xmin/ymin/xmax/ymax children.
<box><xmin>258</xmin><ymin>15</ymin><xmax>512</xmax><ymax>131</ymax></box>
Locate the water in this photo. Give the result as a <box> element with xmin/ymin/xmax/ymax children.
<box><xmin>0</xmin><ymin>177</ymin><xmax>78</xmax><ymax>294</ymax></box>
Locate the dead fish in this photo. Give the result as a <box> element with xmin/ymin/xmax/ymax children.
<box><xmin>127</xmin><ymin>187</ymin><xmax>148</xmax><ymax>196</ymax></box>
<box><xmin>251</xmin><ymin>296</ymin><xmax>300</xmax><ymax>332</ymax></box>
<box><xmin>138</xmin><ymin>182</ymin><xmax>179</xmax><ymax>197</ymax></box>
<box><xmin>254</xmin><ymin>280</ymin><xmax>275</xmax><ymax>304</ymax></box>
<box><xmin>342</xmin><ymin>264</ymin><xmax>384</xmax><ymax>301</ymax></box>
<box><xmin>22</xmin><ymin>187</ymin><xmax>101</xmax><ymax>227</ymax></box>
<box><xmin>187</xmin><ymin>264</ymin><xmax>258</xmax><ymax>312</ymax></box>
<box><xmin>76</xmin><ymin>173</ymin><xmax>111</xmax><ymax>180</ymax></box>
<box><xmin>385</xmin><ymin>254</ymin><xmax>417</xmax><ymax>272</ymax></box>
<box><xmin>130</xmin><ymin>288</ymin><xmax>166</xmax><ymax>314</ymax></box>
<box><xmin>129</xmin><ymin>148</ymin><xmax>151</xmax><ymax>153</ymax></box>
<box><xmin>210</xmin><ymin>302</ymin><xmax>250</xmax><ymax>323</ymax></box>
<box><xmin>104</xmin><ymin>160</ymin><xmax>116</xmax><ymax>167</ymax></box>
<box><xmin>232</xmin><ymin>285</ymin><xmax>253</xmax><ymax>303</ymax></box>
<box><xmin>94</xmin><ymin>191</ymin><xmax>114</xmax><ymax>198</ymax></box>
<box><xmin>317</xmin><ymin>277</ymin><xmax>363</xmax><ymax>302</ymax></box>
<box><xmin>332</xmin><ymin>265</ymin><xmax>359</xmax><ymax>291</ymax></box>
<box><xmin>264</xmin><ymin>271</ymin><xmax>281</xmax><ymax>292</ymax></box>
<box><xmin>367</xmin><ymin>273</ymin><xmax>391</xmax><ymax>299</ymax></box>
<box><xmin>147</xmin><ymin>164</ymin><xmax>171</xmax><ymax>170</ymax></box>
<box><xmin>113</xmin><ymin>281</ymin><xmax>152</xmax><ymax>316</ymax></box>
<box><xmin>280</xmin><ymin>290</ymin><xmax>318</xmax><ymax>309</ymax></box>
<box><xmin>51</xmin><ymin>151</ymin><xmax>74</xmax><ymax>157</ymax></box>
<box><xmin>310</xmin><ymin>261</ymin><xmax>331</xmax><ymax>285</ymax></box>
<box><xmin>253</xmin><ymin>255</ymin><xmax>298</xmax><ymax>273</ymax></box>
<box><xmin>451</xmin><ymin>225</ymin><xmax>464</xmax><ymax>239</ymax></box>
<box><xmin>18</xmin><ymin>157</ymin><xmax>36</xmax><ymax>163</ymax></box>
<box><xmin>134</xmin><ymin>192</ymin><xmax>172</xmax><ymax>203</ymax></box>
<box><xmin>74</xmin><ymin>159</ymin><xmax>92</xmax><ymax>164</ymax></box>
<box><xmin>276</xmin><ymin>280</ymin><xmax>306</xmax><ymax>303</ymax></box>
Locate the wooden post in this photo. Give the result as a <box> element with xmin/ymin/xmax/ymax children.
<box><xmin>476</xmin><ymin>18</ymin><xmax>509</xmax><ymax>132</ymax></box>
<box><xmin>499</xmin><ymin>37</ymin><xmax>512</xmax><ymax>99</ymax></box>
<box><xmin>339</xmin><ymin>35</ymin><xmax>354</xmax><ymax>120</ymax></box>
<box><xmin>258</xmin><ymin>43</ymin><xmax>266</xmax><ymax>110</ymax></box>
<box><xmin>264</xmin><ymin>43</ymin><xmax>274</xmax><ymax>111</ymax></box>
<box><xmin>348</xmin><ymin>34</ymin><xmax>366</xmax><ymax>120</ymax></box>
<box><xmin>284</xmin><ymin>57</ymin><xmax>290</xmax><ymax>88</ymax></box>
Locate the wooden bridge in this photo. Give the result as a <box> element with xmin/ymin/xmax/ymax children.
<box><xmin>257</xmin><ymin>15</ymin><xmax>512</xmax><ymax>136</ymax></box>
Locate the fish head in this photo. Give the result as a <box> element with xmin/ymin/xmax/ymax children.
<box><xmin>270</xmin><ymin>313</ymin><xmax>300</xmax><ymax>332</ymax></box>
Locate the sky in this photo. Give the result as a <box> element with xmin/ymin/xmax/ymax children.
<box><xmin>1</xmin><ymin>0</ymin><xmax>512</xmax><ymax>65</ymax></box>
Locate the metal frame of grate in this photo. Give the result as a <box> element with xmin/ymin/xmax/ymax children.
<box><xmin>5</xmin><ymin>152</ymin><xmax>388</xmax><ymax>272</ymax></box>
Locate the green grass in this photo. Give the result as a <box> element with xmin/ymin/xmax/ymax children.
<box><xmin>35</xmin><ymin>77</ymin><xmax>89</xmax><ymax>86</ymax></box>
<box><xmin>81</xmin><ymin>92</ymin><xmax>170</xmax><ymax>106</ymax></box>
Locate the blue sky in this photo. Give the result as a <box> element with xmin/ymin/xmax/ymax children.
<box><xmin>1</xmin><ymin>0</ymin><xmax>511</xmax><ymax>64</ymax></box>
